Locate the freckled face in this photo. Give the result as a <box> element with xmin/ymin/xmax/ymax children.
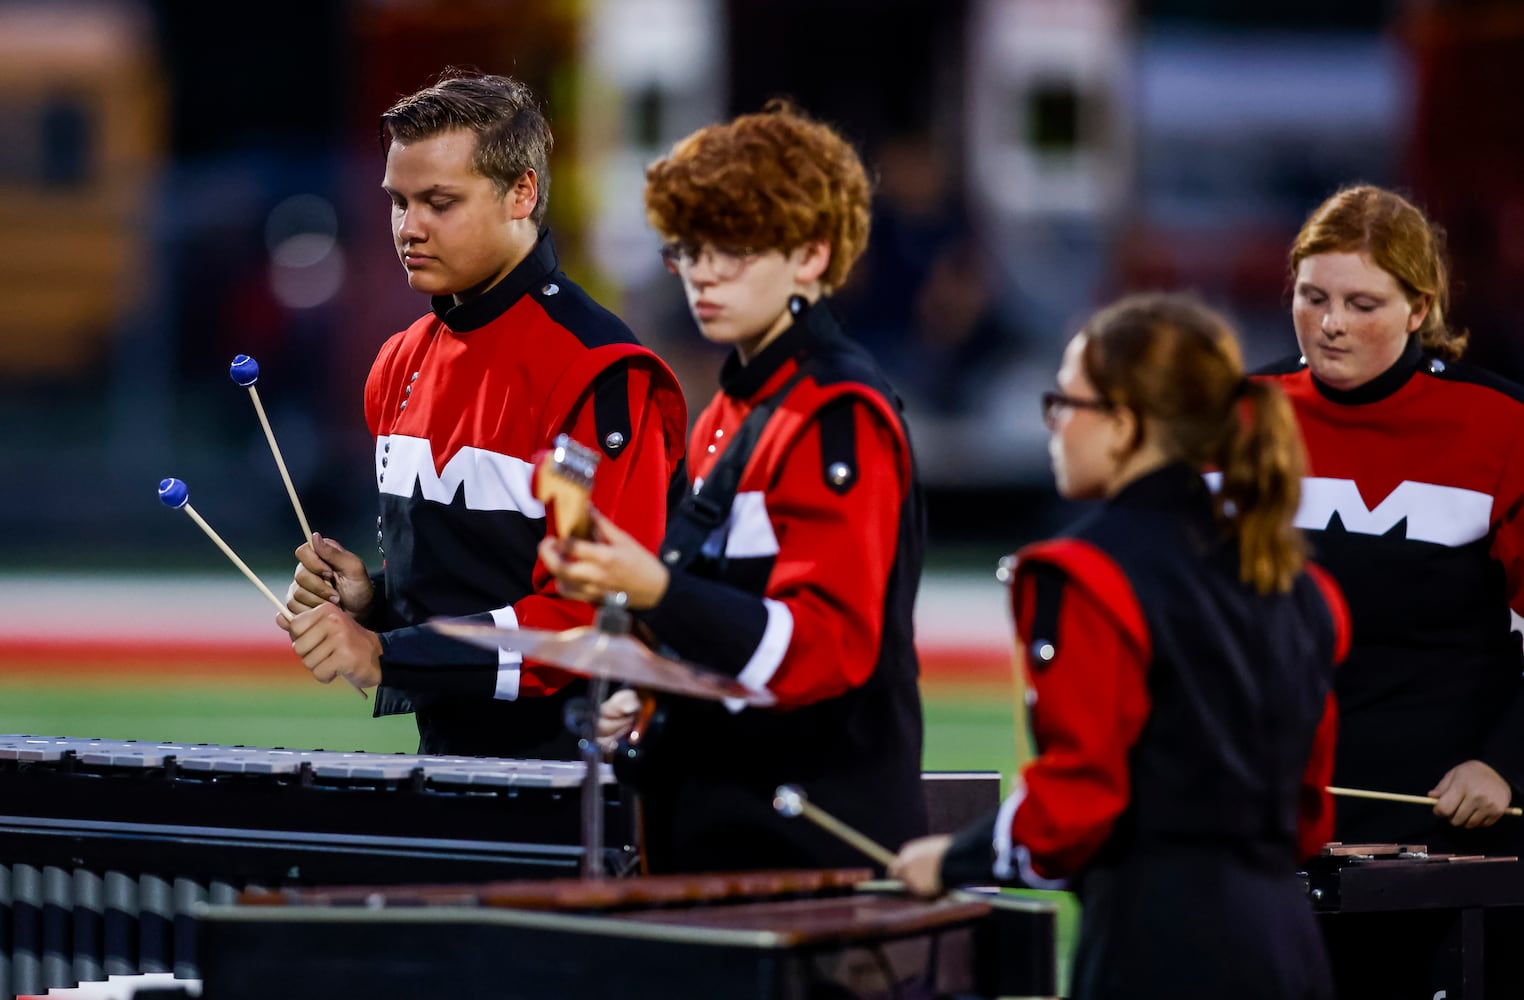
<box><xmin>1292</xmin><ymin>251</ymin><xmax>1429</xmax><ymax>391</ymax></box>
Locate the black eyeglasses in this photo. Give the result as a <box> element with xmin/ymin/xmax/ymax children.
<box><xmin>1041</xmin><ymin>391</ymin><xmax>1113</xmax><ymax>428</ymax></box>
<box><xmin>659</xmin><ymin>241</ymin><xmax>758</xmax><ymax>281</ymax></box>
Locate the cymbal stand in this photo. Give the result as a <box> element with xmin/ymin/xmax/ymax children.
<box><xmin>570</xmin><ymin>592</ymin><xmax>631</xmax><ymax>879</ymax></box>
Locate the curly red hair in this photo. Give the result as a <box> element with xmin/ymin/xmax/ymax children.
<box><xmin>643</xmin><ymin>100</ymin><xmax>871</xmax><ymax>290</ymax></box>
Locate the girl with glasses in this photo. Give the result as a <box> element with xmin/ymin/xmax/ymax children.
<box><xmin>892</xmin><ymin>292</ymin><xmax>1346</xmax><ymax>1000</ymax></box>
<box><xmin>539</xmin><ymin>101</ymin><xmax>928</xmax><ymax>874</ymax></box>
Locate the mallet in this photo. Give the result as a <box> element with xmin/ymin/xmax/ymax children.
<box><xmin>773</xmin><ymin>783</ymin><xmax>897</xmax><ymax>868</ymax></box>
<box><xmin>159</xmin><ymin>478</ymin><xmax>365</xmax><ymax>700</ymax></box>
<box><xmin>159</xmin><ymin>478</ymin><xmax>292</xmax><ymax>618</ymax></box>
<box><xmin>229</xmin><ymin>354</ymin><xmax>313</xmax><ymax>544</ymax></box>
<box><xmin>1328</xmin><ymin>785</ymin><xmax>1523</xmax><ymax>817</ymax></box>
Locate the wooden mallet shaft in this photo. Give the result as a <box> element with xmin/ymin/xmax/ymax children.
<box><xmin>1327</xmin><ymin>785</ymin><xmax>1523</xmax><ymax>817</ymax></box>
<box><xmin>774</xmin><ymin>784</ymin><xmax>897</xmax><ymax>868</ymax></box>
<box><xmin>230</xmin><ymin>355</ymin><xmax>313</xmax><ymax>543</ymax></box>
<box><xmin>181</xmin><ymin>503</ymin><xmax>293</xmax><ymax>620</ymax></box>
<box><xmin>159</xmin><ymin>478</ymin><xmax>365</xmax><ymax>700</ymax></box>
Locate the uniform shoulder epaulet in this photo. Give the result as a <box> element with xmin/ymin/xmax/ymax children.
<box><xmin>591</xmin><ymin>359</ymin><xmax>632</xmax><ymax>459</ymax></box>
<box><xmin>816</xmin><ymin>395</ymin><xmax>859</xmax><ymax>495</ymax></box>
<box><xmin>1008</xmin><ymin>538</ymin><xmax>1152</xmax><ymax>664</ymax></box>
<box><xmin>1019</xmin><ymin>562</ymin><xmax>1068</xmax><ymax>673</ymax></box>
<box><xmin>1421</xmin><ymin>355</ymin><xmax>1524</xmax><ymax>406</ymax></box>
<box><xmin>532</xmin><ymin>273</ymin><xmax>641</xmax><ymax>351</ymax></box>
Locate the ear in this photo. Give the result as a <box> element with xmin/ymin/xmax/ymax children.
<box><xmin>506</xmin><ymin>169</ymin><xmax>539</xmax><ymax>223</ymax></box>
<box><xmin>1107</xmin><ymin>405</ymin><xmax>1143</xmax><ymax>462</ymax></box>
<box><xmin>792</xmin><ymin>240</ymin><xmax>832</xmax><ymax>286</ymax></box>
<box><xmin>1406</xmin><ymin>294</ymin><xmax>1432</xmax><ymax>334</ymax></box>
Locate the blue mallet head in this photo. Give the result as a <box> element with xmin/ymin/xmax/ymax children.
<box><xmin>229</xmin><ymin>354</ymin><xmax>260</xmax><ymax>387</ymax></box>
<box><xmin>158</xmin><ymin>478</ymin><xmax>189</xmax><ymax>509</ymax></box>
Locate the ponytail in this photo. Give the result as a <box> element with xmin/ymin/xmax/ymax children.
<box><xmin>1214</xmin><ymin>379</ymin><xmax>1307</xmax><ymax>594</ymax></box>
<box><xmin>1081</xmin><ymin>291</ymin><xmax>1310</xmax><ymax>594</ymax></box>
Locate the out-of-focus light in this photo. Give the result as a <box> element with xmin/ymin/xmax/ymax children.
<box><xmin>265</xmin><ymin>194</ymin><xmax>344</xmax><ymax>308</ymax></box>
<box><xmin>265</xmin><ymin>194</ymin><xmax>338</xmax><ymax>255</ymax></box>
<box><xmin>271</xmin><ymin>242</ymin><xmax>345</xmax><ymax>309</ymax></box>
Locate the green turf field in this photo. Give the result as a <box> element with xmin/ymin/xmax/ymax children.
<box><xmin>0</xmin><ymin>676</ymin><xmax>1018</xmax><ymax>770</ymax></box>
<box><xmin>0</xmin><ymin>677</ymin><xmax>420</xmax><ymax>753</ymax></box>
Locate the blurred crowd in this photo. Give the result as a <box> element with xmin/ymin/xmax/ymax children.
<box><xmin>3</xmin><ymin>0</ymin><xmax>1523</xmax><ymax>566</ymax></box>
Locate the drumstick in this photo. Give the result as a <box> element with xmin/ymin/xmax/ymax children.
<box><xmin>230</xmin><ymin>354</ymin><xmax>314</xmax><ymax>544</ymax></box>
<box><xmin>774</xmin><ymin>784</ymin><xmax>897</xmax><ymax>868</ymax></box>
<box><xmin>159</xmin><ymin>478</ymin><xmax>366</xmax><ymax>700</ymax></box>
<box><xmin>1327</xmin><ymin>785</ymin><xmax>1524</xmax><ymax>817</ymax></box>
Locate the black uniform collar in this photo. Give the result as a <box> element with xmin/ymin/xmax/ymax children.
<box><xmin>717</xmin><ymin>296</ymin><xmax>841</xmax><ymax>400</ymax></box>
<box><xmin>429</xmin><ymin>229</ymin><xmax>559</xmax><ymax>333</ymax></box>
<box><xmin>1109</xmin><ymin>462</ymin><xmax>1213</xmax><ymax>513</ymax></box>
<box><xmin>1309</xmin><ymin>333</ymin><xmax>1423</xmax><ymax>405</ymax></box>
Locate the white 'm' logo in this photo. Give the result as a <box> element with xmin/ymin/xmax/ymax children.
<box><xmin>1295</xmin><ymin>477</ymin><xmax>1491</xmax><ymax>547</ymax></box>
<box><xmin>376</xmin><ymin>435</ymin><xmax>543</xmax><ymax>515</ymax></box>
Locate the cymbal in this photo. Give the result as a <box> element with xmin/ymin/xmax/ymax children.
<box><xmin>427</xmin><ymin>619</ymin><xmax>776</xmax><ymax>707</ymax></box>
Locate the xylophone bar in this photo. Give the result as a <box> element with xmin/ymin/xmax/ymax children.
<box><xmin>0</xmin><ymin>735</ymin><xmax>634</xmax><ymax>996</ymax></box>
<box><xmin>239</xmin><ymin>867</ymin><xmax>875</xmax><ymax>912</ymax></box>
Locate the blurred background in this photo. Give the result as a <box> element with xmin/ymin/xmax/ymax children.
<box><xmin>9</xmin><ymin>0</ymin><xmax>1524</xmax><ymax>570</ymax></box>
<box><xmin>0</xmin><ymin>0</ymin><xmax>1520</xmax><ymax>756</ymax></box>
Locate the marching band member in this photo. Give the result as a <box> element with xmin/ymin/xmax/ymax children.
<box><xmin>892</xmin><ymin>293</ymin><xmax>1346</xmax><ymax>1000</ymax></box>
<box><xmin>539</xmin><ymin>101</ymin><xmax>930</xmax><ymax>873</ymax></box>
<box><xmin>1262</xmin><ymin>184</ymin><xmax>1524</xmax><ymax>854</ymax></box>
<box><xmin>279</xmin><ymin>70</ymin><xmax>687</xmax><ymax>759</ymax></box>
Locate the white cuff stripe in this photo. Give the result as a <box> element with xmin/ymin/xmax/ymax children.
<box><xmin>489</xmin><ymin>606</ymin><xmax>523</xmax><ymax>700</ymax></box>
<box><xmin>1014</xmin><ymin>845</ymin><xmax>1069</xmax><ymax>891</ymax></box>
<box><xmin>992</xmin><ymin>786</ymin><xmax>1067</xmax><ymax>890</ymax></box>
<box><xmin>992</xmin><ymin>787</ymin><xmax>1023</xmax><ymax>879</ymax></box>
<box><xmin>726</xmin><ymin>598</ymin><xmax>794</xmax><ymax>713</ymax></box>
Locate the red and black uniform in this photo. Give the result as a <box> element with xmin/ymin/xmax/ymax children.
<box><xmin>363</xmin><ymin>232</ymin><xmax>687</xmax><ymax>759</ymax></box>
<box><xmin>1259</xmin><ymin>336</ymin><xmax>1524</xmax><ymax>854</ymax></box>
<box><xmin>628</xmin><ymin>298</ymin><xmax>928</xmax><ymax>874</ymax></box>
<box><xmin>942</xmin><ymin>465</ymin><xmax>1347</xmax><ymax>1000</ymax></box>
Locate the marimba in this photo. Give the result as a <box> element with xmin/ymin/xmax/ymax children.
<box><xmin>0</xmin><ymin>734</ymin><xmax>632</xmax><ymax>997</ymax></box>
<box><xmin>194</xmin><ymin>869</ymin><xmax>1060</xmax><ymax>1000</ymax></box>
<box><xmin>1306</xmin><ymin>843</ymin><xmax>1524</xmax><ymax>1000</ymax></box>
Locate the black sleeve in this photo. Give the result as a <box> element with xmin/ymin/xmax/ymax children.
<box><xmin>635</xmin><ymin>569</ymin><xmax>771</xmax><ymax>678</ymax></box>
<box><xmin>352</xmin><ymin>570</ymin><xmax>388</xmax><ymax>631</ymax></box>
<box><xmin>377</xmin><ymin>613</ymin><xmax>499</xmax><ymax>697</ymax></box>
<box><xmin>939</xmin><ymin>806</ymin><xmax>1004</xmax><ymax>888</ymax></box>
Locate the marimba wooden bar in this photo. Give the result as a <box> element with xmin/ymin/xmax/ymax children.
<box><xmin>196</xmin><ymin>871</ymin><xmax>1059</xmax><ymax>1000</ymax></box>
